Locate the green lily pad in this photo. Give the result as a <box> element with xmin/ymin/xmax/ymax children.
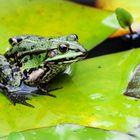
<box><xmin>0</xmin><ymin>0</ymin><xmax>120</xmax><ymax>137</ymax></box>
<box><xmin>1</xmin><ymin>124</ymin><xmax>138</xmax><ymax>140</ymax></box>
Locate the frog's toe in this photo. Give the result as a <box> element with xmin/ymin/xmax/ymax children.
<box><xmin>38</xmin><ymin>91</ymin><xmax>56</xmax><ymax>97</ymax></box>
<box><xmin>8</xmin><ymin>93</ymin><xmax>34</xmax><ymax>108</ymax></box>
<box><xmin>33</xmin><ymin>89</ymin><xmax>56</xmax><ymax>97</ymax></box>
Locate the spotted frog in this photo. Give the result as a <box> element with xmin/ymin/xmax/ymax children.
<box><xmin>1</xmin><ymin>34</ymin><xmax>87</xmax><ymax>107</ymax></box>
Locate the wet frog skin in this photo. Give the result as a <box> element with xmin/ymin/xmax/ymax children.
<box><xmin>1</xmin><ymin>34</ymin><xmax>87</xmax><ymax>107</ymax></box>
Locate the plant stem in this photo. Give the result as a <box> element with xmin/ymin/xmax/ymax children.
<box><xmin>128</xmin><ymin>26</ymin><xmax>133</xmax><ymax>34</ymax></box>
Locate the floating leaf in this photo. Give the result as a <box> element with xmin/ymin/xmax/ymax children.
<box><xmin>96</xmin><ymin>0</ymin><xmax>140</xmax><ymax>37</ymax></box>
<box><xmin>1</xmin><ymin>124</ymin><xmax>138</xmax><ymax>140</ymax></box>
<box><xmin>115</xmin><ymin>8</ymin><xmax>133</xmax><ymax>29</ymax></box>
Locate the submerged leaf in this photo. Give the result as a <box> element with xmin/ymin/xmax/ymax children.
<box><xmin>124</xmin><ymin>64</ymin><xmax>140</xmax><ymax>98</ymax></box>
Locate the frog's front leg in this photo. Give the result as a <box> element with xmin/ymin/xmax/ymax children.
<box><xmin>37</xmin><ymin>83</ymin><xmax>57</xmax><ymax>97</ymax></box>
<box><xmin>24</xmin><ymin>68</ymin><xmax>56</xmax><ymax>97</ymax></box>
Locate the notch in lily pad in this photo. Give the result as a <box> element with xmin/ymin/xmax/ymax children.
<box><xmin>115</xmin><ymin>8</ymin><xmax>134</xmax><ymax>34</ymax></box>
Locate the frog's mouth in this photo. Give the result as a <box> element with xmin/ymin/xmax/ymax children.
<box><xmin>46</xmin><ymin>51</ymin><xmax>87</xmax><ymax>64</ymax></box>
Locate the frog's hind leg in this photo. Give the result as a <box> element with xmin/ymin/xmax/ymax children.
<box><xmin>0</xmin><ymin>83</ymin><xmax>7</xmax><ymax>90</ymax></box>
<box><xmin>0</xmin><ymin>83</ymin><xmax>34</xmax><ymax>107</ymax></box>
<box><xmin>7</xmin><ymin>92</ymin><xmax>34</xmax><ymax>108</ymax></box>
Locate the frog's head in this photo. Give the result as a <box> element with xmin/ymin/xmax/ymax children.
<box><xmin>46</xmin><ymin>34</ymin><xmax>87</xmax><ymax>64</ymax></box>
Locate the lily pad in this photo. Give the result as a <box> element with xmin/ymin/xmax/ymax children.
<box><xmin>0</xmin><ymin>0</ymin><xmax>120</xmax><ymax>137</ymax></box>
<box><xmin>1</xmin><ymin>124</ymin><xmax>138</xmax><ymax>140</ymax></box>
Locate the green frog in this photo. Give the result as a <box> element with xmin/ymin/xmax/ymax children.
<box><xmin>1</xmin><ymin>34</ymin><xmax>87</xmax><ymax>107</ymax></box>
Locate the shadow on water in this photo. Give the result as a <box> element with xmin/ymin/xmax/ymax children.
<box><xmin>86</xmin><ymin>32</ymin><xmax>140</xmax><ymax>59</ymax></box>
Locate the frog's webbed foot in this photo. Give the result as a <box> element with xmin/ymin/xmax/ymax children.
<box><xmin>48</xmin><ymin>87</ymin><xmax>63</xmax><ymax>93</ymax></box>
<box><xmin>5</xmin><ymin>91</ymin><xmax>34</xmax><ymax>107</ymax></box>
<box><xmin>37</xmin><ymin>88</ymin><xmax>56</xmax><ymax>97</ymax></box>
<box><xmin>7</xmin><ymin>93</ymin><xmax>34</xmax><ymax>108</ymax></box>
<box><xmin>0</xmin><ymin>83</ymin><xmax>34</xmax><ymax>108</ymax></box>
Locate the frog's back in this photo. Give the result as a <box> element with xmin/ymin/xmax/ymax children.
<box><xmin>5</xmin><ymin>35</ymin><xmax>51</xmax><ymax>58</ymax></box>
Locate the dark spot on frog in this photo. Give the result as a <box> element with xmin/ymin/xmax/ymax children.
<box><xmin>17</xmin><ymin>62</ymin><xmax>22</xmax><ymax>67</ymax></box>
<box><xmin>28</xmin><ymin>68</ymin><xmax>37</xmax><ymax>74</ymax></box>
<box><xmin>22</xmin><ymin>48</ymin><xmax>26</xmax><ymax>51</ymax></box>
<box><xmin>12</xmin><ymin>67</ymin><xmax>20</xmax><ymax>73</ymax></box>
<box><xmin>26</xmin><ymin>36</ymin><xmax>31</xmax><ymax>39</ymax></box>
<box><xmin>15</xmin><ymin>37</ymin><xmax>23</xmax><ymax>43</ymax></box>
<box><xmin>14</xmin><ymin>73</ymin><xmax>18</xmax><ymax>77</ymax></box>
<box><xmin>38</xmin><ymin>37</ymin><xmax>44</xmax><ymax>40</ymax></box>
<box><xmin>31</xmin><ymin>45</ymin><xmax>35</xmax><ymax>49</ymax></box>
<box><xmin>22</xmin><ymin>57</ymin><xmax>29</xmax><ymax>63</ymax></box>
<box><xmin>10</xmin><ymin>60</ymin><xmax>16</xmax><ymax>65</ymax></box>
<box><xmin>3</xmin><ymin>64</ymin><xmax>10</xmax><ymax>69</ymax></box>
<box><xmin>23</xmin><ymin>69</ymin><xmax>27</xmax><ymax>74</ymax></box>
<box><xmin>30</xmin><ymin>55</ymin><xmax>33</xmax><ymax>59</ymax></box>
<box><xmin>23</xmin><ymin>69</ymin><xmax>29</xmax><ymax>79</ymax></box>
<box><xmin>38</xmin><ymin>55</ymin><xmax>41</xmax><ymax>58</ymax></box>
<box><xmin>5</xmin><ymin>76</ymin><xmax>12</xmax><ymax>82</ymax></box>
<box><xmin>48</xmin><ymin>38</ymin><xmax>53</xmax><ymax>40</ymax></box>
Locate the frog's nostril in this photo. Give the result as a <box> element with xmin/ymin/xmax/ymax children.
<box><xmin>82</xmin><ymin>51</ymin><xmax>88</xmax><ymax>56</ymax></box>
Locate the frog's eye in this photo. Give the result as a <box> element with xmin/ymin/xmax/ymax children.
<box><xmin>58</xmin><ymin>44</ymin><xmax>69</xmax><ymax>53</ymax></box>
<box><xmin>9</xmin><ymin>37</ymin><xmax>23</xmax><ymax>45</ymax></box>
<box><xmin>67</xmin><ymin>34</ymin><xmax>78</xmax><ymax>41</ymax></box>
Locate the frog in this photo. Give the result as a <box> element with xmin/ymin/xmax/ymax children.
<box><xmin>2</xmin><ymin>34</ymin><xmax>87</xmax><ymax>107</ymax></box>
